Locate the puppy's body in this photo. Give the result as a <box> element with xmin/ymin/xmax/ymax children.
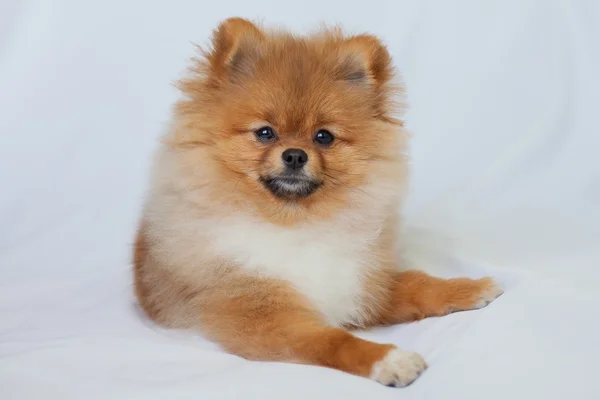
<box><xmin>138</xmin><ymin>147</ymin><xmax>398</xmax><ymax>329</ymax></box>
<box><xmin>134</xmin><ymin>18</ymin><xmax>502</xmax><ymax>387</ymax></box>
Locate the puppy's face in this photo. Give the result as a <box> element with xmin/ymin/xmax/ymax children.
<box><xmin>174</xmin><ymin>18</ymin><xmax>405</xmax><ymax>223</ymax></box>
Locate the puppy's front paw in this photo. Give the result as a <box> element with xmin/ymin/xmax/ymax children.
<box><xmin>470</xmin><ymin>277</ymin><xmax>504</xmax><ymax>309</ymax></box>
<box><xmin>370</xmin><ymin>348</ymin><xmax>427</xmax><ymax>387</ymax></box>
<box><xmin>444</xmin><ymin>276</ymin><xmax>504</xmax><ymax>313</ymax></box>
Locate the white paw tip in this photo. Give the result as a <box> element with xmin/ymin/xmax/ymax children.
<box><xmin>474</xmin><ymin>278</ymin><xmax>504</xmax><ymax>309</ymax></box>
<box><xmin>370</xmin><ymin>348</ymin><xmax>427</xmax><ymax>387</ymax></box>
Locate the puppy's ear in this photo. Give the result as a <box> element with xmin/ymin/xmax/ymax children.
<box><xmin>207</xmin><ymin>18</ymin><xmax>264</xmax><ymax>80</ymax></box>
<box><xmin>336</xmin><ymin>34</ymin><xmax>393</xmax><ymax>87</ymax></box>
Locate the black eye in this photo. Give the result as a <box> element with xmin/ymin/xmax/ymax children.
<box><xmin>254</xmin><ymin>126</ymin><xmax>277</xmax><ymax>142</ymax></box>
<box><xmin>314</xmin><ymin>129</ymin><xmax>335</xmax><ymax>146</ymax></box>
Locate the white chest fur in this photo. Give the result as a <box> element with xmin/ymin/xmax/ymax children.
<box><xmin>206</xmin><ymin>215</ymin><xmax>380</xmax><ymax>327</ymax></box>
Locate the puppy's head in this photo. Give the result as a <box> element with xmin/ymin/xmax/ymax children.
<box><xmin>173</xmin><ymin>18</ymin><xmax>406</xmax><ymax>223</ymax></box>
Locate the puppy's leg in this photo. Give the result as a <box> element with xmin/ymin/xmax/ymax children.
<box><xmin>376</xmin><ymin>270</ymin><xmax>503</xmax><ymax>325</ymax></box>
<box><xmin>196</xmin><ymin>277</ymin><xmax>427</xmax><ymax>387</ymax></box>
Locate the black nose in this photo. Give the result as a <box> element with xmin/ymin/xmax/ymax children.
<box><xmin>281</xmin><ymin>148</ymin><xmax>308</xmax><ymax>170</ymax></box>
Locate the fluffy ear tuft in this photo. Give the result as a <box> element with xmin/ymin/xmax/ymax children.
<box><xmin>207</xmin><ymin>18</ymin><xmax>264</xmax><ymax>79</ymax></box>
<box><xmin>336</xmin><ymin>34</ymin><xmax>393</xmax><ymax>87</ymax></box>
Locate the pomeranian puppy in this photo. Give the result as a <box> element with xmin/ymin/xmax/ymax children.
<box><xmin>133</xmin><ymin>18</ymin><xmax>502</xmax><ymax>387</ymax></box>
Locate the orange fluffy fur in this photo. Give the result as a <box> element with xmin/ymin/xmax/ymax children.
<box><xmin>133</xmin><ymin>18</ymin><xmax>503</xmax><ymax>387</ymax></box>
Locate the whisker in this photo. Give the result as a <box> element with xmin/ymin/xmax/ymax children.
<box><xmin>231</xmin><ymin>178</ymin><xmax>241</xmax><ymax>196</ymax></box>
<box><xmin>325</xmin><ymin>167</ymin><xmax>362</xmax><ymax>176</ymax></box>
<box><xmin>322</xmin><ymin>172</ymin><xmax>380</xmax><ymax>201</ymax></box>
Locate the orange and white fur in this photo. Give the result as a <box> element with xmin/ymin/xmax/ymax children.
<box><xmin>133</xmin><ymin>18</ymin><xmax>502</xmax><ymax>387</ymax></box>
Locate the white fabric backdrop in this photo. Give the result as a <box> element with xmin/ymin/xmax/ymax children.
<box><xmin>1</xmin><ymin>1</ymin><xmax>599</xmax><ymax>399</ymax></box>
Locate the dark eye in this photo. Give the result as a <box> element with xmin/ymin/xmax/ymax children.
<box><xmin>254</xmin><ymin>126</ymin><xmax>277</xmax><ymax>142</ymax></box>
<box><xmin>314</xmin><ymin>129</ymin><xmax>335</xmax><ymax>146</ymax></box>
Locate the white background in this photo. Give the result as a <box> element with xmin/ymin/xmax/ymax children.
<box><xmin>1</xmin><ymin>1</ymin><xmax>599</xmax><ymax>399</ymax></box>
